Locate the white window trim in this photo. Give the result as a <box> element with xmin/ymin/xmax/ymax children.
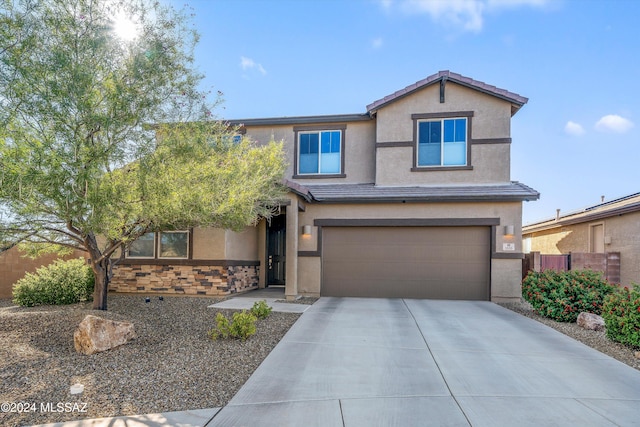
<box><xmin>416</xmin><ymin>117</ymin><xmax>468</xmax><ymax>167</ymax></box>
<box><xmin>297</xmin><ymin>129</ymin><xmax>343</xmax><ymax>175</ymax></box>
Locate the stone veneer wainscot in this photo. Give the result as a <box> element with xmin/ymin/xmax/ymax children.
<box><xmin>108</xmin><ymin>263</ymin><xmax>259</xmax><ymax>296</ymax></box>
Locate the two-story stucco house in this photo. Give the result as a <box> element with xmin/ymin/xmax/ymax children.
<box><xmin>109</xmin><ymin>70</ymin><xmax>539</xmax><ymax>302</ymax></box>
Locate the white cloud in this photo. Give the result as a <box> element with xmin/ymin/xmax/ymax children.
<box><xmin>564</xmin><ymin>121</ymin><xmax>585</xmax><ymax>136</ymax></box>
<box><xmin>394</xmin><ymin>0</ymin><xmax>549</xmax><ymax>32</ymax></box>
<box><xmin>371</xmin><ymin>37</ymin><xmax>384</xmax><ymax>49</ymax></box>
<box><xmin>240</xmin><ymin>56</ymin><xmax>267</xmax><ymax>75</ymax></box>
<box><xmin>595</xmin><ymin>115</ymin><xmax>634</xmax><ymax>133</ymax></box>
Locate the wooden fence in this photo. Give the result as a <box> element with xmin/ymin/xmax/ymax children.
<box><xmin>522</xmin><ymin>251</ymin><xmax>620</xmax><ymax>284</ymax></box>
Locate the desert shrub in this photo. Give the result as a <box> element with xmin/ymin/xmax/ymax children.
<box><xmin>209</xmin><ymin>311</ymin><xmax>257</xmax><ymax>341</ymax></box>
<box><xmin>250</xmin><ymin>299</ymin><xmax>272</xmax><ymax>319</ymax></box>
<box><xmin>602</xmin><ymin>285</ymin><xmax>640</xmax><ymax>348</ymax></box>
<box><xmin>522</xmin><ymin>269</ymin><xmax>615</xmax><ymax>322</ymax></box>
<box><xmin>12</xmin><ymin>258</ymin><xmax>94</xmax><ymax>307</ymax></box>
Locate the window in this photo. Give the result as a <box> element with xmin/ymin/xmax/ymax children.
<box><xmin>128</xmin><ymin>232</ymin><xmax>155</xmax><ymax>258</ymax></box>
<box><xmin>127</xmin><ymin>231</ymin><xmax>189</xmax><ymax>259</ymax></box>
<box><xmin>417</xmin><ymin>118</ymin><xmax>467</xmax><ymax>167</ymax></box>
<box><xmin>298</xmin><ymin>130</ymin><xmax>342</xmax><ymax>175</ymax></box>
<box><xmin>159</xmin><ymin>231</ymin><xmax>189</xmax><ymax>258</ymax></box>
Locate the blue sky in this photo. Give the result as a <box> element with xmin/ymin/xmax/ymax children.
<box><xmin>168</xmin><ymin>0</ymin><xmax>639</xmax><ymax>224</ymax></box>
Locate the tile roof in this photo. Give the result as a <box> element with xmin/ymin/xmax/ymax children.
<box><xmin>366</xmin><ymin>70</ymin><xmax>528</xmax><ymax>115</ymax></box>
<box><xmin>287</xmin><ymin>182</ymin><xmax>539</xmax><ymax>203</ymax></box>
<box><xmin>523</xmin><ymin>192</ymin><xmax>640</xmax><ymax>233</ymax></box>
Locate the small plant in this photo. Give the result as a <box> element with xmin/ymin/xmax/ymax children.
<box><xmin>522</xmin><ymin>269</ymin><xmax>615</xmax><ymax>322</ymax></box>
<box><xmin>12</xmin><ymin>258</ymin><xmax>94</xmax><ymax>307</ymax></box>
<box><xmin>602</xmin><ymin>285</ymin><xmax>640</xmax><ymax>348</ymax></box>
<box><xmin>250</xmin><ymin>299</ymin><xmax>273</xmax><ymax>319</ymax></box>
<box><xmin>209</xmin><ymin>311</ymin><xmax>257</xmax><ymax>341</ymax></box>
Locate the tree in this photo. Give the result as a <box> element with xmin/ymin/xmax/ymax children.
<box><xmin>0</xmin><ymin>0</ymin><xmax>287</xmax><ymax>309</ymax></box>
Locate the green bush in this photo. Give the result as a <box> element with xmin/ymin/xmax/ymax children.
<box><xmin>602</xmin><ymin>285</ymin><xmax>640</xmax><ymax>348</ymax></box>
<box><xmin>12</xmin><ymin>258</ymin><xmax>94</xmax><ymax>307</ymax></box>
<box><xmin>250</xmin><ymin>299</ymin><xmax>272</xmax><ymax>319</ymax></box>
<box><xmin>209</xmin><ymin>311</ymin><xmax>257</xmax><ymax>341</ymax></box>
<box><xmin>522</xmin><ymin>269</ymin><xmax>615</xmax><ymax>322</ymax></box>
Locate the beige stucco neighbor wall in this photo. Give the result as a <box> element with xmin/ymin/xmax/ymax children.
<box><xmin>243</xmin><ymin>121</ymin><xmax>376</xmax><ymax>185</ymax></box>
<box><xmin>525</xmin><ymin>212</ymin><xmax>640</xmax><ymax>286</ymax></box>
<box><xmin>295</xmin><ymin>200</ymin><xmax>523</xmax><ymax>300</ymax></box>
<box><xmin>374</xmin><ymin>82</ymin><xmax>513</xmax><ymax>186</ymax></box>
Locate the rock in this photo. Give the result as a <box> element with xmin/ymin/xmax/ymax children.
<box><xmin>74</xmin><ymin>315</ymin><xmax>136</xmax><ymax>355</ymax></box>
<box><xmin>634</xmin><ymin>351</ymin><xmax>640</xmax><ymax>360</ymax></box>
<box><xmin>576</xmin><ymin>312</ymin><xmax>605</xmax><ymax>332</ymax></box>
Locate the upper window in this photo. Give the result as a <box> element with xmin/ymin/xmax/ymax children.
<box><xmin>417</xmin><ymin>118</ymin><xmax>467</xmax><ymax>167</ymax></box>
<box><xmin>298</xmin><ymin>130</ymin><xmax>342</xmax><ymax>175</ymax></box>
<box><xmin>127</xmin><ymin>231</ymin><xmax>189</xmax><ymax>259</ymax></box>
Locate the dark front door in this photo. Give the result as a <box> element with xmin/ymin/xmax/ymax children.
<box><xmin>267</xmin><ymin>215</ymin><xmax>286</xmax><ymax>286</ymax></box>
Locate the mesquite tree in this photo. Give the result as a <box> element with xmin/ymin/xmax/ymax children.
<box><xmin>0</xmin><ymin>0</ymin><xmax>287</xmax><ymax>309</ymax></box>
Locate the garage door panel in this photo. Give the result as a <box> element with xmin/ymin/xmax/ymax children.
<box><xmin>322</xmin><ymin>226</ymin><xmax>490</xmax><ymax>300</ymax></box>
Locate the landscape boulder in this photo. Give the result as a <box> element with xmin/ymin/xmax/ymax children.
<box><xmin>74</xmin><ymin>315</ymin><xmax>136</xmax><ymax>355</ymax></box>
<box><xmin>576</xmin><ymin>312</ymin><xmax>605</xmax><ymax>332</ymax></box>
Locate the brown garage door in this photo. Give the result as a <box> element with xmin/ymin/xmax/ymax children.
<box><xmin>322</xmin><ymin>226</ymin><xmax>490</xmax><ymax>300</ymax></box>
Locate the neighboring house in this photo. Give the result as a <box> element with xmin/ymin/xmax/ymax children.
<box><xmin>109</xmin><ymin>70</ymin><xmax>539</xmax><ymax>302</ymax></box>
<box><xmin>523</xmin><ymin>193</ymin><xmax>640</xmax><ymax>286</ymax></box>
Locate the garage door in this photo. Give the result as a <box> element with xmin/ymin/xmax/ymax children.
<box><xmin>322</xmin><ymin>227</ymin><xmax>490</xmax><ymax>300</ymax></box>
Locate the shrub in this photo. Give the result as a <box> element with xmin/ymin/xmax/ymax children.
<box><xmin>522</xmin><ymin>269</ymin><xmax>615</xmax><ymax>322</ymax></box>
<box><xmin>209</xmin><ymin>311</ymin><xmax>257</xmax><ymax>341</ymax></box>
<box><xmin>12</xmin><ymin>258</ymin><xmax>94</xmax><ymax>307</ymax></box>
<box><xmin>602</xmin><ymin>285</ymin><xmax>640</xmax><ymax>348</ymax></box>
<box><xmin>250</xmin><ymin>299</ymin><xmax>272</xmax><ymax>319</ymax></box>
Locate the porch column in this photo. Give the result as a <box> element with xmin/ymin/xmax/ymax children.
<box><xmin>285</xmin><ymin>197</ymin><xmax>299</xmax><ymax>300</ymax></box>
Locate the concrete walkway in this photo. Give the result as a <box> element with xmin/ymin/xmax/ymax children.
<box><xmin>207</xmin><ymin>297</ymin><xmax>640</xmax><ymax>426</ymax></box>
<box><xmin>208</xmin><ymin>287</ymin><xmax>311</xmax><ymax>313</ymax></box>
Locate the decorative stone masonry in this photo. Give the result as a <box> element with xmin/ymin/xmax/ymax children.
<box><xmin>108</xmin><ymin>263</ymin><xmax>259</xmax><ymax>296</ymax></box>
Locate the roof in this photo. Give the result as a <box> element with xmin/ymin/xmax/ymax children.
<box><xmin>286</xmin><ymin>182</ymin><xmax>540</xmax><ymax>204</ymax></box>
<box><xmin>226</xmin><ymin>114</ymin><xmax>371</xmax><ymax>127</ymax></box>
<box><xmin>366</xmin><ymin>70</ymin><xmax>528</xmax><ymax>116</ymax></box>
<box><xmin>523</xmin><ymin>192</ymin><xmax>640</xmax><ymax>233</ymax></box>
<box><xmin>225</xmin><ymin>71</ymin><xmax>527</xmax><ymax>126</ymax></box>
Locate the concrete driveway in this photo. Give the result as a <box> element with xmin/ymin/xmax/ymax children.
<box><xmin>208</xmin><ymin>297</ymin><xmax>640</xmax><ymax>427</ymax></box>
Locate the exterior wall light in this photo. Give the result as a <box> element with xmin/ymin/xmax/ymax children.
<box><xmin>503</xmin><ymin>225</ymin><xmax>515</xmax><ymax>237</ymax></box>
<box><xmin>302</xmin><ymin>225</ymin><xmax>312</xmax><ymax>236</ymax></box>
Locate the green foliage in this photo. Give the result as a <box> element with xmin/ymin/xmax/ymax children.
<box><xmin>0</xmin><ymin>0</ymin><xmax>287</xmax><ymax>310</ymax></box>
<box><xmin>522</xmin><ymin>269</ymin><xmax>615</xmax><ymax>322</ymax></box>
<box><xmin>209</xmin><ymin>311</ymin><xmax>257</xmax><ymax>341</ymax></box>
<box><xmin>602</xmin><ymin>285</ymin><xmax>640</xmax><ymax>348</ymax></box>
<box><xmin>12</xmin><ymin>258</ymin><xmax>94</xmax><ymax>307</ymax></box>
<box><xmin>250</xmin><ymin>299</ymin><xmax>273</xmax><ymax>319</ymax></box>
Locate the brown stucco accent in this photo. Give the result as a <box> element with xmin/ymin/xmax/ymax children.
<box><xmin>376</xmin><ymin>141</ymin><xmax>413</xmax><ymax>148</ymax></box>
<box><xmin>292</xmin><ymin>124</ymin><xmax>347</xmax><ymax>179</ymax></box>
<box><xmin>471</xmin><ymin>137</ymin><xmax>512</xmax><ymax>145</ymax></box>
<box><xmin>411</xmin><ymin>111</ymin><xmax>474</xmax><ymax>171</ymax></box>
<box><xmin>119</xmin><ymin>259</ymin><xmax>260</xmax><ymax>266</ymax></box>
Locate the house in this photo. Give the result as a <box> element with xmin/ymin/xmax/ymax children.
<box><xmin>109</xmin><ymin>70</ymin><xmax>539</xmax><ymax>302</ymax></box>
<box><xmin>523</xmin><ymin>192</ymin><xmax>640</xmax><ymax>286</ymax></box>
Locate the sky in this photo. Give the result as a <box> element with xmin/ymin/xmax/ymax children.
<box><xmin>166</xmin><ymin>0</ymin><xmax>639</xmax><ymax>225</ymax></box>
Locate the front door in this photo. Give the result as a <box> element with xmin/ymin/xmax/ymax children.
<box><xmin>267</xmin><ymin>215</ymin><xmax>286</xmax><ymax>286</ymax></box>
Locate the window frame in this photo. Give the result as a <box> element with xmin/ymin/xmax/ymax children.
<box><xmin>126</xmin><ymin>230</ymin><xmax>192</xmax><ymax>260</ymax></box>
<box><xmin>293</xmin><ymin>124</ymin><xmax>347</xmax><ymax>179</ymax></box>
<box><xmin>411</xmin><ymin>111</ymin><xmax>474</xmax><ymax>171</ymax></box>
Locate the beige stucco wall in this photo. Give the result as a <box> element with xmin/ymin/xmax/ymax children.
<box><xmin>524</xmin><ymin>212</ymin><xmax>640</xmax><ymax>286</ymax></box>
<box><xmin>192</xmin><ymin>227</ymin><xmax>258</xmax><ymax>261</ymax></box>
<box><xmin>192</xmin><ymin>227</ymin><xmax>226</xmax><ymax>259</ymax></box>
<box><xmin>225</xmin><ymin>228</ymin><xmax>259</xmax><ymax>261</ymax></box>
<box><xmin>374</xmin><ymin>82</ymin><xmax>513</xmax><ymax>186</ymax></box>
<box><xmin>243</xmin><ymin>121</ymin><xmax>376</xmax><ymax>184</ymax></box>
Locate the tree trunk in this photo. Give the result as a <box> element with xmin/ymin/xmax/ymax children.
<box><xmin>92</xmin><ymin>260</ymin><xmax>109</xmax><ymax>310</ymax></box>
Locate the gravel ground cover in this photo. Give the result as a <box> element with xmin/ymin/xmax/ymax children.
<box><xmin>499</xmin><ymin>300</ymin><xmax>640</xmax><ymax>371</ymax></box>
<box><xmin>0</xmin><ymin>295</ymin><xmax>300</xmax><ymax>427</ymax></box>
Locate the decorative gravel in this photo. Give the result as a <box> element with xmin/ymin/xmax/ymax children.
<box><xmin>499</xmin><ymin>300</ymin><xmax>640</xmax><ymax>371</ymax></box>
<box><xmin>0</xmin><ymin>295</ymin><xmax>301</xmax><ymax>427</ymax></box>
